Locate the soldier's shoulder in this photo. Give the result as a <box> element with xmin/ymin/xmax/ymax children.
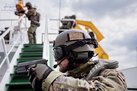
<box><xmin>101</xmin><ymin>68</ymin><xmax>125</xmax><ymax>80</ymax></box>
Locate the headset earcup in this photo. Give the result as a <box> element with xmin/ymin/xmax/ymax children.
<box><xmin>88</xmin><ymin>51</ymin><xmax>94</xmax><ymax>58</ymax></box>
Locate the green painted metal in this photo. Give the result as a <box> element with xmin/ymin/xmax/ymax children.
<box><xmin>20</xmin><ymin>52</ymin><xmax>42</xmax><ymax>57</ymax></box>
<box><xmin>22</xmin><ymin>47</ymin><xmax>43</xmax><ymax>52</ymax></box>
<box><xmin>17</xmin><ymin>57</ymin><xmax>42</xmax><ymax>63</ymax></box>
<box><xmin>49</xmin><ymin>45</ymin><xmax>55</xmax><ymax>68</ymax></box>
<box><xmin>6</xmin><ymin>44</ymin><xmax>43</xmax><ymax>91</ymax></box>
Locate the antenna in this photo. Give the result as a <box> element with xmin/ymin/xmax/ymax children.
<box><xmin>58</xmin><ymin>0</ymin><xmax>61</xmax><ymax>28</ymax></box>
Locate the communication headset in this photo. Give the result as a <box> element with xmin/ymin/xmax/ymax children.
<box><xmin>53</xmin><ymin>39</ymin><xmax>95</xmax><ymax>68</ymax></box>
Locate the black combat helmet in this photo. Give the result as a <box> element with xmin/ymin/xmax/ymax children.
<box><xmin>25</xmin><ymin>2</ymin><xmax>32</xmax><ymax>9</ymax></box>
<box><xmin>53</xmin><ymin>30</ymin><xmax>97</xmax><ymax>70</ymax></box>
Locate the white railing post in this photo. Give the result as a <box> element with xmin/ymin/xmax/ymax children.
<box><xmin>0</xmin><ymin>15</ymin><xmax>28</xmax><ymax>89</ymax></box>
<box><xmin>18</xmin><ymin>18</ymin><xmax>22</xmax><ymax>43</ymax></box>
<box><xmin>43</xmin><ymin>14</ymin><xmax>49</xmax><ymax>61</ymax></box>
<box><xmin>1</xmin><ymin>38</ymin><xmax>10</xmax><ymax>67</ymax></box>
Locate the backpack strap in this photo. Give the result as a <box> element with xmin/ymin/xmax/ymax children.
<box><xmin>86</xmin><ymin>60</ymin><xmax>119</xmax><ymax>80</ymax></box>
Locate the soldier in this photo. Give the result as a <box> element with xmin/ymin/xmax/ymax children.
<box><xmin>28</xmin><ymin>30</ymin><xmax>127</xmax><ymax>91</ymax></box>
<box><xmin>60</xmin><ymin>15</ymin><xmax>76</xmax><ymax>30</ymax></box>
<box><xmin>25</xmin><ymin>2</ymin><xmax>40</xmax><ymax>44</ymax></box>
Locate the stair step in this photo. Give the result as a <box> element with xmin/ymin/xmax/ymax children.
<box><xmin>6</xmin><ymin>82</ymin><xmax>33</xmax><ymax>91</ymax></box>
<box><xmin>22</xmin><ymin>47</ymin><xmax>43</xmax><ymax>52</ymax></box>
<box><xmin>17</xmin><ymin>57</ymin><xmax>42</xmax><ymax>63</ymax></box>
<box><xmin>17</xmin><ymin>57</ymin><xmax>42</xmax><ymax>61</ymax></box>
<box><xmin>24</xmin><ymin>44</ymin><xmax>43</xmax><ymax>48</ymax></box>
<box><xmin>7</xmin><ymin>82</ymin><xmax>30</xmax><ymax>85</ymax></box>
<box><xmin>11</xmin><ymin>74</ymin><xmax>29</xmax><ymax>82</ymax></box>
<box><xmin>20</xmin><ymin>52</ymin><xmax>42</xmax><ymax>57</ymax></box>
<box><xmin>6</xmin><ymin>44</ymin><xmax>43</xmax><ymax>91</ymax></box>
<box><xmin>7</xmin><ymin>74</ymin><xmax>30</xmax><ymax>85</ymax></box>
<box><xmin>10</xmin><ymin>73</ymin><xmax>27</xmax><ymax>78</ymax></box>
<box><xmin>21</xmin><ymin>52</ymin><xmax>43</xmax><ymax>54</ymax></box>
<box><xmin>6</xmin><ymin>75</ymin><xmax>31</xmax><ymax>91</ymax></box>
<box><xmin>19</xmin><ymin>56</ymin><xmax>42</xmax><ymax>59</ymax></box>
<box><xmin>7</xmin><ymin>87</ymin><xmax>33</xmax><ymax>91</ymax></box>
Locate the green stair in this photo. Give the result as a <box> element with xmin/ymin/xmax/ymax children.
<box><xmin>6</xmin><ymin>44</ymin><xmax>43</xmax><ymax>91</ymax></box>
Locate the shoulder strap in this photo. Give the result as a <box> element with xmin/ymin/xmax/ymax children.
<box><xmin>86</xmin><ymin>60</ymin><xmax>119</xmax><ymax>80</ymax></box>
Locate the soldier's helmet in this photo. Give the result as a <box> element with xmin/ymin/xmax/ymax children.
<box><xmin>25</xmin><ymin>2</ymin><xmax>32</xmax><ymax>8</ymax></box>
<box><xmin>53</xmin><ymin>30</ymin><xmax>98</xmax><ymax>65</ymax></box>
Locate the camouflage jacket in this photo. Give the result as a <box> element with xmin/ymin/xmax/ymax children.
<box><xmin>26</xmin><ymin>8</ymin><xmax>40</xmax><ymax>27</ymax></box>
<box><xmin>42</xmin><ymin>60</ymin><xmax>127</xmax><ymax>91</ymax></box>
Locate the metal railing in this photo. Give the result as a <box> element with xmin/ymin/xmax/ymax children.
<box><xmin>42</xmin><ymin>16</ymin><xmax>60</xmax><ymax>68</ymax></box>
<box><xmin>0</xmin><ymin>15</ymin><xmax>27</xmax><ymax>85</ymax></box>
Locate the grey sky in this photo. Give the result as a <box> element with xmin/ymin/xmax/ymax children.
<box><xmin>50</xmin><ymin>0</ymin><xmax>137</xmax><ymax>69</ymax></box>
<box><xmin>68</xmin><ymin>0</ymin><xmax>137</xmax><ymax>17</ymax></box>
<box><xmin>47</xmin><ymin>0</ymin><xmax>137</xmax><ymax>18</ymax></box>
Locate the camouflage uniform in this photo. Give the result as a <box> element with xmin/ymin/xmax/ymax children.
<box><xmin>42</xmin><ymin>60</ymin><xmax>127</xmax><ymax>91</ymax></box>
<box><xmin>28</xmin><ymin>30</ymin><xmax>127</xmax><ymax>91</ymax></box>
<box><xmin>26</xmin><ymin>8</ymin><xmax>40</xmax><ymax>44</ymax></box>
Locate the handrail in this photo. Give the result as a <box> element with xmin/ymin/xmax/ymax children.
<box><xmin>0</xmin><ymin>33</ymin><xmax>20</xmax><ymax>68</ymax></box>
<box><xmin>0</xmin><ymin>16</ymin><xmax>24</xmax><ymax>68</ymax></box>
<box><xmin>0</xmin><ymin>15</ymin><xmax>27</xmax><ymax>83</ymax></box>
<box><xmin>0</xmin><ymin>17</ymin><xmax>24</xmax><ymax>40</ymax></box>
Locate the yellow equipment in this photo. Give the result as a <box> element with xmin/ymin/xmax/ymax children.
<box><xmin>15</xmin><ymin>0</ymin><xmax>25</xmax><ymax>16</ymax></box>
<box><xmin>74</xmin><ymin>20</ymin><xmax>109</xmax><ymax>60</ymax></box>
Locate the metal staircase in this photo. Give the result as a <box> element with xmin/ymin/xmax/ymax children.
<box><xmin>0</xmin><ymin>13</ymin><xmax>52</xmax><ymax>91</ymax></box>
<box><xmin>6</xmin><ymin>44</ymin><xmax>43</xmax><ymax>91</ymax></box>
